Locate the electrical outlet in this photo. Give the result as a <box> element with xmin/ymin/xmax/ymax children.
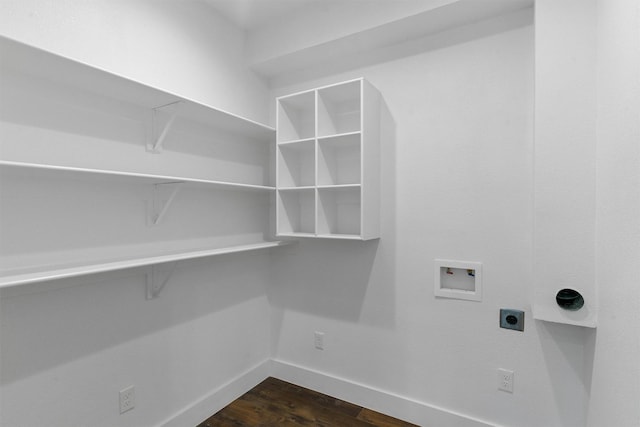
<box><xmin>314</xmin><ymin>331</ymin><xmax>325</xmax><ymax>350</ymax></box>
<box><xmin>119</xmin><ymin>385</ymin><xmax>135</xmax><ymax>414</ymax></box>
<box><xmin>500</xmin><ymin>309</ymin><xmax>524</xmax><ymax>331</ymax></box>
<box><xmin>498</xmin><ymin>369</ymin><xmax>514</xmax><ymax>393</ymax></box>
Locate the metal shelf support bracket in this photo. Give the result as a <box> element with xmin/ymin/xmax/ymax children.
<box><xmin>147</xmin><ymin>101</ymin><xmax>182</xmax><ymax>153</ymax></box>
<box><xmin>148</xmin><ymin>182</ymin><xmax>182</xmax><ymax>226</ymax></box>
<box><xmin>146</xmin><ymin>262</ymin><xmax>177</xmax><ymax>300</ymax></box>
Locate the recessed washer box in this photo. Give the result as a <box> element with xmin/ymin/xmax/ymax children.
<box><xmin>434</xmin><ymin>259</ymin><xmax>482</xmax><ymax>302</ymax></box>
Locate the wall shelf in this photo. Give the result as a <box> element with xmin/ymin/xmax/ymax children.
<box><xmin>0</xmin><ymin>161</ymin><xmax>276</xmax><ymax>192</ymax></box>
<box><xmin>0</xmin><ymin>241</ymin><xmax>292</xmax><ymax>288</ymax></box>
<box><xmin>0</xmin><ymin>36</ymin><xmax>275</xmax><ymax>144</ymax></box>
<box><xmin>0</xmin><ymin>36</ymin><xmax>284</xmax><ymax>293</ymax></box>
<box><xmin>275</xmin><ymin>78</ymin><xmax>382</xmax><ymax>240</ymax></box>
<box><xmin>533</xmin><ymin>296</ymin><xmax>597</xmax><ymax>328</ymax></box>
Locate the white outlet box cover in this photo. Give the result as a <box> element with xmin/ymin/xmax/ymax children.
<box><xmin>434</xmin><ymin>259</ymin><xmax>482</xmax><ymax>301</ymax></box>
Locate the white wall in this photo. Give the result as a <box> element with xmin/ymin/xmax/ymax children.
<box><xmin>268</xmin><ymin>19</ymin><xmax>594</xmax><ymax>427</ymax></box>
<box><xmin>0</xmin><ymin>0</ymin><xmax>270</xmax><ymax>123</ymax></box>
<box><xmin>533</xmin><ymin>0</ymin><xmax>598</xmax><ymax>327</ymax></box>
<box><xmin>0</xmin><ymin>1</ymin><xmax>273</xmax><ymax>426</ymax></box>
<box><xmin>2</xmin><ymin>2</ymin><xmax>638</xmax><ymax>426</ymax></box>
<box><xmin>588</xmin><ymin>0</ymin><xmax>640</xmax><ymax>425</ymax></box>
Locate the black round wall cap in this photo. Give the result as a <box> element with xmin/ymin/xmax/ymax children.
<box><xmin>556</xmin><ymin>288</ymin><xmax>584</xmax><ymax>311</ymax></box>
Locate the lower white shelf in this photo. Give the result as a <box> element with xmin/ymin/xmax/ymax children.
<box><xmin>0</xmin><ymin>240</ymin><xmax>291</xmax><ymax>288</ymax></box>
<box><xmin>315</xmin><ymin>234</ymin><xmax>363</xmax><ymax>240</ymax></box>
<box><xmin>532</xmin><ymin>304</ymin><xmax>597</xmax><ymax>328</ymax></box>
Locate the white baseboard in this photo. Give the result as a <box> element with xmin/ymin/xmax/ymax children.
<box><xmin>158</xmin><ymin>359</ymin><xmax>270</xmax><ymax>427</ymax></box>
<box><xmin>158</xmin><ymin>358</ymin><xmax>496</xmax><ymax>427</ymax></box>
<box><xmin>270</xmin><ymin>359</ymin><xmax>496</xmax><ymax>427</ymax></box>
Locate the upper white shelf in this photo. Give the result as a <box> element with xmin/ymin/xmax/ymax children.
<box><xmin>0</xmin><ymin>240</ymin><xmax>292</xmax><ymax>288</ymax></box>
<box><xmin>0</xmin><ymin>36</ymin><xmax>275</xmax><ymax>142</ymax></box>
<box><xmin>0</xmin><ymin>161</ymin><xmax>275</xmax><ymax>192</ymax></box>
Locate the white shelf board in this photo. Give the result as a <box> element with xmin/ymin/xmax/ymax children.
<box><xmin>276</xmin><ymin>232</ymin><xmax>317</xmax><ymax>238</ymax></box>
<box><xmin>276</xmin><ymin>233</ymin><xmax>366</xmax><ymax>240</ymax></box>
<box><xmin>315</xmin><ymin>234</ymin><xmax>365</xmax><ymax>240</ymax></box>
<box><xmin>0</xmin><ymin>161</ymin><xmax>275</xmax><ymax>192</ymax></box>
<box><xmin>277</xmin><ymin>137</ymin><xmax>316</xmax><ymax>146</ymax></box>
<box><xmin>278</xmin><ymin>186</ymin><xmax>316</xmax><ymax>191</ymax></box>
<box><xmin>317</xmin><ymin>131</ymin><xmax>362</xmax><ymax>141</ymax></box>
<box><xmin>315</xmin><ymin>77</ymin><xmax>364</xmax><ymax>92</ymax></box>
<box><xmin>317</xmin><ymin>184</ymin><xmax>361</xmax><ymax>190</ymax></box>
<box><xmin>0</xmin><ymin>241</ymin><xmax>291</xmax><ymax>288</ymax></box>
<box><xmin>532</xmin><ymin>305</ymin><xmax>597</xmax><ymax>328</ymax></box>
<box><xmin>0</xmin><ymin>36</ymin><xmax>275</xmax><ymax>141</ymax></box>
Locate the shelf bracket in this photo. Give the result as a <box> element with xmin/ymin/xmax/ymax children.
<box><xmin>147</xmin><ymin>101</ymin><xmax>182</xmax><ymax>153</ymax></box>
<box><xmin>146</xmin><ymin>262</ymin><xmax>176</xmax><ymax>300</ymax></box>
<box><xmin>148</xmin><ymin>182</ymin><xmax>182</xmax><ymax>226</ymax></box>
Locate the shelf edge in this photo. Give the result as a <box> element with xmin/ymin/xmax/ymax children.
<box><xmin>0</xmin><ymin>35</ymin><xmax>275</xmax><ymax>136</ymax></box>
<box><xmin>317</xmin><ymin>130</ymin><xmax>362</xmax><ymax>140</ymax></box>
<box><xmin>0</xmin><ymin>160</ymin><xmax>275</xmax><ymax>192</ymax></box>
<box><xmin>0</xmin><ymin>241</ymin><xmax>292</xmax><ymax>288</ymax></box>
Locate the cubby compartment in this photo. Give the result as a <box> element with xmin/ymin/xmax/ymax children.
<box><xmin>275</xmin><ymin>78</ymin><xmax>381</xmax><ymax>240</ymax></box>
<box><xmin>277</xmin><ymin>140</ymin><xmax>315</xmax><ymax>188</ymax></box>
<box><xmin>277</xmin><ymin>91</ymin><xmax>315</xmax><ymax>142</ymax></box>
<box><xmin>317</xmin><ymin>80</ymin><xmax>361</xmax><ymax>137</ymax></box>
<box><xmin>277</xmin><ymin>188</ymin><xmax>316</xmax><ymax>235</ymax></box>
<box><xmin>317</xmin><ymin>187</ymin><xmax>361</xmax><ymax>237</ymax></box>
<box><xmin>317</xmin><ymin>133</ymin><xmax>361</xmax><ymax>186</ymax></box>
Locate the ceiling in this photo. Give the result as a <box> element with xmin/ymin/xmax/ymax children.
<box><xmin>202</xmin><ymin>0</ymin><xmax>341</xmax><ymax>31</ymax></box>
<box><xmin>201</xmin><ymin>0</ymin><xmax>535</xmax><ymax>85</ymax></box>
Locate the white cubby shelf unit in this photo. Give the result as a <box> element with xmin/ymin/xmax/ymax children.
<box><xmin>276</xmin><ymin>78</ymin><xmax>381</xmax><ymax>240</ymax></box>
<box><xmin>0</xmin><ymin>36</ymin><xmax>289</xmax><ymax>291</ymax></box>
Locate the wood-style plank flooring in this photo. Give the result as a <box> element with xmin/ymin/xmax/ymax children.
<box><xmin>197</xmin><ymin>377</ymin><xmax>419</xmax><ymax>427</ymax></box>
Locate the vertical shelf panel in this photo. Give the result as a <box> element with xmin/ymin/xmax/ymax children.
<box><xmin>361</xmin><ymin>79</ymin><xmax>381</xmax><ymax>240</ymax></box>
<box><xmin>277</xmin><ymin>189</ymin><xmax>316</xmax><ymax>235</ymax></box>
<box><xmin>317</xmin><ymin>80</ymin><xmax>361</xmax><ymax>137</ymax></box>
<box><xmin>277</xmin><ymin>91</ymin><xmax>315</xmax><ymax>142</ymax></box>
<box><xmin>317</xmin><ymin>187</ymin><xmax>361</xmax><ymax>237</ymax></box>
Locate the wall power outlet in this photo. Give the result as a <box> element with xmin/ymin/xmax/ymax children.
<box><xmin>119</xmin><ymin>385</ymin><xmax>135</xmax><ymax>414</ymax></box>
<box><xmin>498</xmin><ymin>369</ymin><xmax>514</xmax><ymax>393</ymax></box>
<box><xmin>314</xmin><ymin>331</ymin><xmax>325</xmax><ymax>350</ymax></box>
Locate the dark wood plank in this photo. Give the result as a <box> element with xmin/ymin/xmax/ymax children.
<box><xmin>197</xmin><ymin>377</ymin><xmax>419</xmax><ymax>427</ymax></box>
<box><xmin>357</xmin><ymin>408</ymin><xmax>419</xmax><ymax>427</ymax></box>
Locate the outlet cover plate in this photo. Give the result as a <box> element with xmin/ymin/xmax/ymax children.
<box><xmin>498</xmin><ymin>368</ymin><xmax>514</xmax><ymax>393</ymax></box>
<box><xmin>119</xmin><ymin>385</ymin><xmax>135</xmax><ymax>414</ymax></box>
<box><xmin>500</xmin><ymin>309</ymin><xmax>524</xmax><ymax>331</ymax></box>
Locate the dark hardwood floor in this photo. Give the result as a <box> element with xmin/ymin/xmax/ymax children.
<box><xmin>197</xmin><ymin>377</ymin><xmax>419</xmax><ymax>427</ymax></box>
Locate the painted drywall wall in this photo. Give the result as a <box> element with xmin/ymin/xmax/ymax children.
<box><xmin>246</xmin><ymin>0</ymin><xmax>457</xmax><ymax>72</ymax></box>
<box><xmin>0</xmin><ymin>0</ymin><xmax>270</xmax><ymax>123</ymax></box>
<box><xmin>588</xmin><ymin>0</ymin><xmax>640</xmax><ymax>425</ymax></box>
<box><xmin>268</xmin><ymin>18</ymin><xmax>594</xmax><ymax>427</ymax></box>
<box><xmin>533</xmin><ymin>0</ymin><xmax>598</xmax><ymax>328</ymax></box>
<box><xmin>0</xmin><ymin>1</ymin><xmax>274</xmax><ymax>426</ymax></box>
<box><xmin>0</xmin><ymin>258</ymin><xmax>271</xmax><ymax>427</ymax></box>
<box><xmin>247</xmin><ymin>0</ymin><xmax>534</xmax><ymax>82</ymax></box>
